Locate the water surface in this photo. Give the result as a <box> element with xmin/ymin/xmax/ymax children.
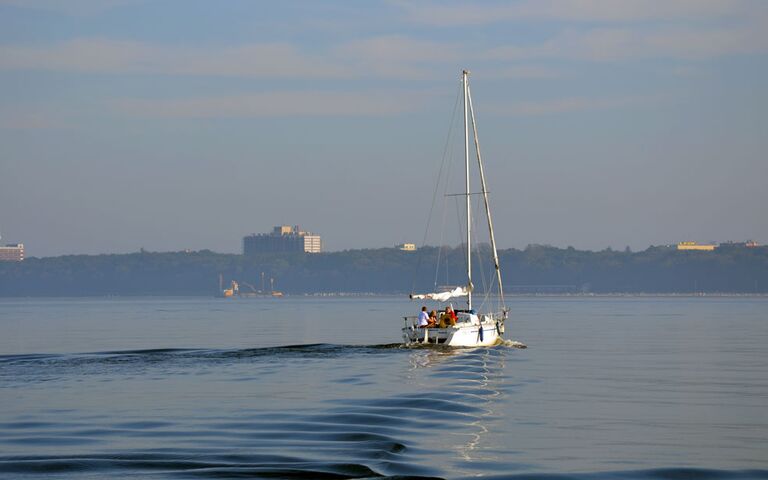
<box><xmin>1</xmin><ymin>296</ymin><xmax>767</xmax><ymax>479</ymax></box>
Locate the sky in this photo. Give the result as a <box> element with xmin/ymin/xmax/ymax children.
<box><xmin>0</xmin><ymin>0</ymin><xmax>766</xmax><ymax>257</ymax></box>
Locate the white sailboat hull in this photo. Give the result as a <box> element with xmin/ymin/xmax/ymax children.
<box><xmin>402</xmin><ymin>313</ymin><xmax>505</xmax><ymax>347</ymax></box>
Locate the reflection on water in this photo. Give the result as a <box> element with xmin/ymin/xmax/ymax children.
<box><xmin>405</xmin><ymin>346</ymin><xmax>507</xmax><ymax>467</ymax></box>
<box><xmin>456</xmin><ymin>349</ymin><xmax>504</xmax><ymax>465</ymax></box>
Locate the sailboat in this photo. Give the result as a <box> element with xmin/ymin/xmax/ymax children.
<box><xmin>403</xmin><ymin>69</ymin><xmax>508</xmax><ymax>347</ymax></box>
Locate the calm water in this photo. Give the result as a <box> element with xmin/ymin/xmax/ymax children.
<box><xmin>0</xmin><ymin>296</ymin><xmax>767</xmax><ymax>479</ymax></box>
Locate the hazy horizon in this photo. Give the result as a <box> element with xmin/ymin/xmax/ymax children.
<box><xmin>2</xmin><ymin>1</ymin><xmax>766</xmax><ymax>257</ymax></box>
<box><xmin>12</xmin><ymin>240</ymin><xmax>759</xmax><ymax>260</ymax></box>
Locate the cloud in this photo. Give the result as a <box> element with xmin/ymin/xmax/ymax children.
<box><xmin>3</xmin><ymin>15</ymin><xmax>763</xmax><ymax>87</ymax></box>
<box><xmin>0</xmin><ymin>111</ymin><xmax>67</xmax><ymax>130</ymax></box>
<box><xmin>485</xmin><ymin>65</ymin><xmax>562</xmax><ymax>79</ymax></box>
<box><xmin>334</xmin><ymin>35</ymin><xmax>465</xmax><ymax>78</ymax></box>
<box><xmin>338</xmin><ymin>36</ymin><xmax>563</xmax><ymax>80</ymax></box>
<box><xmin>485</xmin><ymin>21</ymin><xmax>768</xmax><ymax>62</ymax></box>
<box><xmin>399</xmin><ymin>0</ymin><xmax>768</xmax><ymax>63</ymax></box>
<box><xmin>401</xmin><ymin>0</ymin><xmax>766</xmax><ymax>25</ymax></box>
<box><xmin>0</xmin><ymin>0</ymin><xmax>141</xmax><ymax>16</ymax></box>
<box><xmin>0</xmin><ymin>39</ymin><xmax>355</xmax><ymax>78</ymax></box>
<box><xmin>114</xmin><ymin>90</ymin><xmax>427</xmax><ymax>118</ymax></box>
<box><xmin>486</xmin><ymin>95</ymin><xmax>650</xmax><ymax>116</ymax></box>
<box><xmin>0</xmin><ymin>36</ymin><xmax>464</xmax><ymax>81</ymax></box>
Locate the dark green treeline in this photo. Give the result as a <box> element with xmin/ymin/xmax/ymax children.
<box><xmin>0</xmin><ymin>245</ymin><xmax>766</xmax><ymax>297</ymax></box>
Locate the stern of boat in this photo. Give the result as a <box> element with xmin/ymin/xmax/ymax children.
<box><xmin>402</xmin><ymin>312</ymin><xmax>505</xmax><ymax>347</ymax></box>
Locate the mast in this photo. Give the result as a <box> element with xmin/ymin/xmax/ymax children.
<box><xmin>463</xmin><ymin>69</ymin><xmax>472</xmax><ymax>311</ymax></box>
<box><xmin>467</xmin><ymin>83</ymin><xmax>505</xmax><ymax>311</ymax></box>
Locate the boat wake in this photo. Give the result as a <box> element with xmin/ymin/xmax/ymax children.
<box><xmin>0</xmin><ymin>341</ymin><xmax>525</xmax><ymax>369</ymax></box>
<box><xmin>0</xmin><ymin>344</ymin><xmax>521</xmax><ymax>479</ymax></box>
<box><xmin>0</xmin><ymin>343</ymin><xmax>406</xmax><ymax>365</ymax></box>
<box><xmin>499</xmin><ymin>339</ymin><xmax>528</xmax><ymax>349</ymax></box>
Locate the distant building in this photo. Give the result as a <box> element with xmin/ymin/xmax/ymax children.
<box><xmin>677</xmin><ymin>241</ymin><xmax>716</xmax><ymax>252</ymax></box>
<box><xmin>244</xmin><ymin>225</ymin><xmax>322</xmax><ymax>255</ymax></box>
<box><xmin>397</xmin><ymin>243</ymin><xmax>417</xmax><ymax>251</ymax></box>
<box><xmin>719</xmin><ymin>240</ymin><xmax>760</xmax><ymax>249</ymax></box>
<box><xmin>0</xmin><ymin>243</ymin><xmax>24</xmax><ymax>262</ymax></box>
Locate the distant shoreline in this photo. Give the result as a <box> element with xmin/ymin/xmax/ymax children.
<box><xmin>0</xmin><ymin>292</ymin><xmax>768</xmax><ymax>303</ymax></box>
<box><xmin>2</xmin><ymin>246</ymin><xmax>766</xmax><ymax>297</ymax></box>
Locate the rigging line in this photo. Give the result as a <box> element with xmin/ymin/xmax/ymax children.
<box><xmin>435</xmin><ymin>122</ymin><xmax>458</xmax><ymax>291</ymax></box>
<box><xmin>472</xmin><ymin>200</ymin><xmax>490</xmax><ymax>307</ymax></box>
<box><xmin>411</xmin><ymin>82</ymin><xmax>462</xmax><ymax>295</ymax></box>
<box><xmin>446</xmin><ymin>195</ymin><xmax>465</xmax><ymax>288</ymax></box>
<box><xmin>444</xmin><ymin>192</ymin><xmax>487</xmax><ymax>197</ymax></box>
<box><xmin>467</xmin><ymin>82</ymin><xmax>506</xmax><ymax>311</ymax></box>
<box><xmin>434</xmin><ymin>206</ymin><xmax>445</xmax><ymax>290</ymax></box>
<box><xmin>478</xmin><ymin>218</ymin><xmax>504</xmax><ymax>309</ymax></box>
<box><xmin>434</xmin><ymin>171</ymin><xmax>452</xmax><ymax>290</ymax></box>
<box><xmin>442</xmin><ymin>122</ymin><xmax>460</xmax><ymax>290</ymax></box>
<box><xmin>454</xmin><ymin>194</ymin><xmax>468</xmax><ymax>289</ymax></box>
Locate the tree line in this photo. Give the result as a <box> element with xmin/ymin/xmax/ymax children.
<box><xmin>0</xmin><ymin>245</ymin><xmax>766</xmax><ymax>296</ymax></box>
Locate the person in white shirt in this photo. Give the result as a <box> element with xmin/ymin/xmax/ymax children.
<box><xmin>417</xmin><ymin>306</ymin><xmax>430</xmax><ymax>328</ymax></box>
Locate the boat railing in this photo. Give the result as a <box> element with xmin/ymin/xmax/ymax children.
<box><xmin>404</xmin><ymin>311</ymin><xmax>504</xmax><ymax>328</ymax></box>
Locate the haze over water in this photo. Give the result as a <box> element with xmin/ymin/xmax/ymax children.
<box><xmin>1</xmin><ymin>296</ymin><xmax>767</xmax><ymax>479</ymax></box>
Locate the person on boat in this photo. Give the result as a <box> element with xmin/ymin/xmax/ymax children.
<box><xmin>418</xmin><ymin>306</ymin><xmax>430</xmax><ymax>328</ymax></box>
<box><xmin>439</xmin><ymin>306</ymin><xmax>458</xmax><ymax>328</ymax></box>
<box><xmin>428</xmin><ymin>310</ymin><xmax>438</xmax><ymax>328</ymax></box>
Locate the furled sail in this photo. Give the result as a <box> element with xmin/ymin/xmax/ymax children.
<box><xmin>410</xmin><ymin>286</ymin><xmax>470</xmax><ymax>302</ymax></box>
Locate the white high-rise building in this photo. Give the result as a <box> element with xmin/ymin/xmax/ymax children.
<box><xmin>243</xmin><ymin>225</ymin><xmax>322</xmax><ymax>255</ymax></box>
<box><xmin>303</xmin><ymin>235</ymin><xmax>322</xmax><ymax>253</ymax></box>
